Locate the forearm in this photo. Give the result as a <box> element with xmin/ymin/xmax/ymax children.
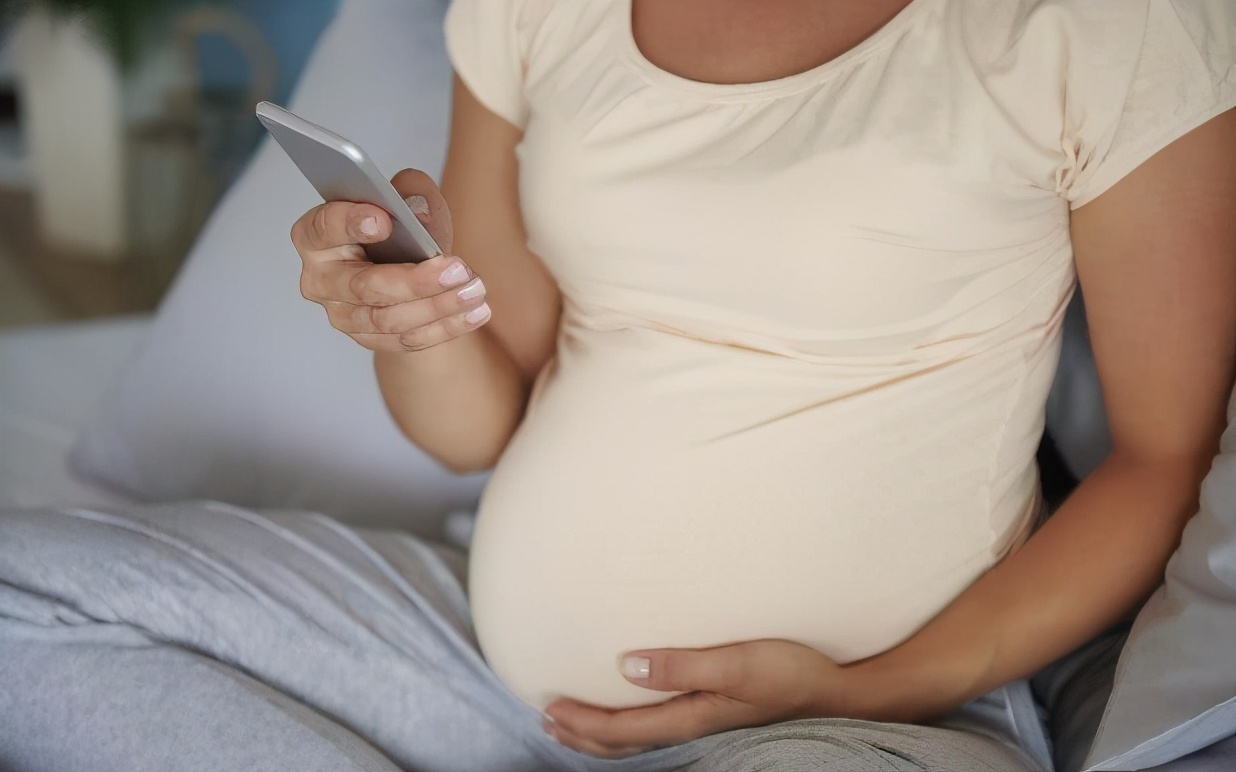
<box><xmin>375</xmin><ymin>327</ymin><xmax>529</xmax><ymax>473</ymax></box>
<box><xmin>372</xmin><ymin>79</ymin><xmax>554</xmax><ymax>475</ymax></box>
<box><xmin>842</xmin><ymin>450</ymin><xmax>1210</xmax><ymax>723</ymax></box>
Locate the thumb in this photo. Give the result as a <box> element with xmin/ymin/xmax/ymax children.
<box><xmin>403</xmin><ymin>195</ymin><xmax>430</xmax><ymax>219</ymax></box>
<box><xmin>619</xmin><ymin>646</ymin><xmax>747</xmax><ymax>695</ymax></box>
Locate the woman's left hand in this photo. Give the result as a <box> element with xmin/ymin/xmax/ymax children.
<box><xmin>542</xmin><ymin>639</ymin><xmax>855</xmax><ymax>759</ymax></box>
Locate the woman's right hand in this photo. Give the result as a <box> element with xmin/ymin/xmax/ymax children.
<box><xmin>290</xmin><ymin>169</ymin><xmax>491</xmax><ymax>353</ymax></box>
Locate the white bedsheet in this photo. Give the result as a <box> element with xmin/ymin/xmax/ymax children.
<box><xmin>0</xmin><ymin>316</ymin><xmax>149</xmax><ymax>508</ymax></box>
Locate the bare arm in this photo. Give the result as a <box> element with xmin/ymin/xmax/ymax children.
<box><xmin>845</xmin><ymin>108</ymin><xmax>1236</xmax><ymax>721</ymax></box>
<box><xmin>373</xmin><ymin>77</ymin><xmax>562</xmax><ymax>472</ymax></box>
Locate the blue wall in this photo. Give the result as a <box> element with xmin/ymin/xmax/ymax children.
<box><xmin>195</xmin><ymin>0</ymin><xmax>340</xmax><ymax>104</ymax></box>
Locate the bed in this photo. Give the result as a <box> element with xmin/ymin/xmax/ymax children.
<box><xmin>2</xmin><ymin>1</ymin><xmax>1235</xmax><ymax>770</ymax></box>
<box><xmin>0</xmin><ymin>315</ymin><xmax>149</xmax><ymax>509</ymax></box>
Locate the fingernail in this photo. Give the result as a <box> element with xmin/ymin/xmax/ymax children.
<box><xmin>404</xmin><ymin>195</ymin><xmax>430</xmax><ymax>217</ymax></box>
<box><xmin>439</xmin><ymin>261</ymin><xmax>469</xmax><ymax>287</ymax></box>
<box><xmin>359</xmin><ymin>217</ymin><xmax>379</xmax><ymax>237</ymax></box>
<box><xmin>621</xmin><ymin>656</ymin><xmax>651</xmax><ymax>680</ymax></box>
<box><xmin>464</xmin><ymin>303</ymin><xmax>491</xmax><ymax>325</ymax></box>
<box><xmin>457</xmin><ymin>278</ymin><xmax>486</xmax><ymax>302</ymax></box>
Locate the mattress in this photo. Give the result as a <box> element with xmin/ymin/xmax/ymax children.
<box><xmin>0</xmin><ymin>315</ymin><xmax>150</xmax><ymax>508</ymax></box>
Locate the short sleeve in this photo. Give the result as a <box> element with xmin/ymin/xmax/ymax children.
<box><xmin>1060</xmin><ymin>0</ymin><xmax>1236</xmax><ymax>209</ymax></box>
<box><xmin>443</xmin><ymin>0</ymin><xmax>531</xmax><ymax>129</ymax></box>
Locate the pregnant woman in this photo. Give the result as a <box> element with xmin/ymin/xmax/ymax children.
<box><xmin>1</xmin><ymin>1</ymin><xmax>1234</xmax><ymax>771</ymax></box>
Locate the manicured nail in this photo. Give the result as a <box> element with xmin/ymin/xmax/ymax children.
<box><xmin>439</xmin><ymin>261</ymin><xmax>469</xmax><ymax>287</ymax></box>
<box><xmin>359</xmin><ymin>217</ymin><xmax>379</xmax><ymax>237</ymax></box>
<box><xmin>464</xmin><ymin>303</ymin><xmax>491</xmax><ymax>325</ymax></box>
<box><xmin>621</xmin><ymin>656</ymin><xmax>651</xmax><ymax>680</ymax></box>
<box><xmin>405</xmin><ymin>195</ymin><xmax>430</xmax><ymax>217</ymax></box>
<box><xmin>457</xmin><ymin>278</ymin><xmax>486</xmax><ymax>302</ymax></box>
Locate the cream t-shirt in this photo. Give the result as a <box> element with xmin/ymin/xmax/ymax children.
<box><xmin>444</xmin><ymin>0</ymin><xmax>1236</xmax><ymax>710</ymax></box>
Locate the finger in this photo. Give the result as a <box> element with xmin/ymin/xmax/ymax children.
<box><xmin>547</xmin><ymin>721</ymin><xmax>650</xmax><ymax>760</ymax></box>
<box><xmin>322</xmin><ymin>276</ymin><xmax>487</xmax><ymax>335</ymax></box>
<box><xmin>620</xmin><ymin>645</ymin><xmax>753</xmax><ymax>696</ymax></box>
<box><xmin>546</xmin><ymin>691</ymin><xmax>749</xmax><ymax>751</ymax></box>
<box><xmin>404</xmin><ymin>194</ymin><xmax>432</xmax><ymax>230</ymax></box>
<box><xmin>391</xmin><ymin>168</ymin><xmax>453</xmax><ymax>252</ymax></box>
<box><xmin>395</xmin><ymin>304</ymin><xmax>492</xmax><ymax>351</ymax></box>
<box><xmin>302</xmin><ymin>254</ymin><xmax>475</xmax><ymax>307</ymax></box>
<box><xmin>342</xmin><ymin>304</ymin><xmax>491</xmax><ymax>353</ymax></box>
<box><xmin>292</xmin><ymin>200</ymin><xmax>392</xmax><ymax>256</ymax></box>
<box><xmin>342</xmin><ymin>305</ymin><xmax>490</xmax><ymax>353</ymax></box>
<box><xmin>342</xmin><ymin>331</ymin><xmax>421</xmax><ymax>354</ymax></box>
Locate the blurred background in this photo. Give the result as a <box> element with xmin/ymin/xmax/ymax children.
<box><xmin>0</xmin><ymin>0</ymin><xmax>339</xmax><ymax>329</ymax></box>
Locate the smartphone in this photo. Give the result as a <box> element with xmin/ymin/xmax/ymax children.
<box><xmin>255</xmin><ymin>101</ymin><xmax>443</xmax><ymax>264</ymax></box>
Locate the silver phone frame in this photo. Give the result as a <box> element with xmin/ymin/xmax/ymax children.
<box><xmin>255</xmin><ymin>101</ymin><xmax>442</xmax><ymax>264</ymax></box>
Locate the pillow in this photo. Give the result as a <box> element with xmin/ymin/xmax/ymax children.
<box><xmin>1045</xmin><ymin>291</ymin><xmax>1113</xmax><ymax>482</ymax></box>
<box><xmin>1083</xmin><ymin>386</ymin><xmax>1236</xmax><ymax>770</ymax></box>
<box><xmin>70</xmin><ymin>0</ymin><xmax>486</xmax><ymax>537</ymax></box>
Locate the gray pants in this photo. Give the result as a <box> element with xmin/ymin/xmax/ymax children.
<box><xmin>0</xmin><ymin>503</ymin><xmax>1052</xmax><ymax>771</ymax></box>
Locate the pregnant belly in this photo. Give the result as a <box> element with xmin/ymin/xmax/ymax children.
<box><xmin>468</xmin><ymin>393</ymin><xmax>1028</xmax><ymax>708</ymax></box>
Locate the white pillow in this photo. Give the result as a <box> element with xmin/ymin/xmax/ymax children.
<box><xmin>71</xmin><ymin>0</ymin><xmax>486</xmax><ymax>536</ymax></box>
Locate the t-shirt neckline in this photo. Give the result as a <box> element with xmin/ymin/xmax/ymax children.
<box><xmin>621</xmin><ymin>0</ymin><xmax>931</xmax><ymax>101</ymax></box>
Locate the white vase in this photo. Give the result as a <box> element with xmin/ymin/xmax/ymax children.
<box><xmin>12</xmin><ymin>8</ymin><xmax>129</xmax><ymax>261</ymax></box>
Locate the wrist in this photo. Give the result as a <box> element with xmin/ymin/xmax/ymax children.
<box><xmin>837</xmin><ymin>640</ymin><xmax>991</xmax><ymax>724</ymax></box>
<box><xmin>833</xmin><ymin>656</ymin><xmax>917</xmax><ymax>723</ymax></box>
